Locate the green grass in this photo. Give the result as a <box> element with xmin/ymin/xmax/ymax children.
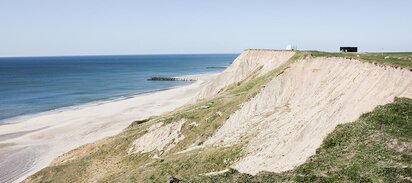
<box><xmin>308</xmin><ymin>51</ymin><xmax>412</xmax><ymax>68</ymax></box>
<box><xmin>187</xmin><ymin>97</ymin><xmax>412</xmax><ymax>182</ymax></box>
<box><xmin>25</xmin><ymin>52</ymin><xmax>306</xmax><ymax>183</ymax></box>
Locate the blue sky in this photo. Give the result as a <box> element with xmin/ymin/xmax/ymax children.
<box><xmin>0</xmin><ymin>0</ymin><xmax>411</xmax><ymax>56</ymax></box>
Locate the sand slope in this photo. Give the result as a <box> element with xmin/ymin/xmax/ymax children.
<box><xmin>195</xmin><ymin>50</ymin><xmax>295</xmax><ymax>100</ymax></box>
<box><xmin>127</xmin><ymin>50</ymin><xmax>296</xmax><ymax>156</ymax></box>
<box><xmin>127</xmin><ymin>52</ymin><xmax>411</xmax><ymax>176</ymax></box>
<box><xmin>128</xmin><ymin>119</ymin><xmax>186</xmax><ymax>154</ymax></box>
<box><xmin>203</xmin><ymin>57</ymin><xmax>412</xmax><ymax>175</ymax></box>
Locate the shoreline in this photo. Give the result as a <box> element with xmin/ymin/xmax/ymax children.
<box><xmin>0</xmin><ymin>72</ymin><xmax>218</xmax><ymax>125</ymax></box>
<box><xmin>0</xmin><ymin>84</ymin><xmax>187</xmax><ymax>125</ymax></box>
<box><xmin>0</xmin><ymin>72</ymin><xmax>219</xmax><ymax>183</ymax></box>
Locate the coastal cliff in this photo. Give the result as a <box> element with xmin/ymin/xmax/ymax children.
<box><xmin>24</xmin><ymin>50</ymin><xmax>412</xmax><ymax>182</ymax></box>
<box><xmin>195</xmin><ymin>49</ymin><xmax>295</xmax><ymax>100</ymax></box>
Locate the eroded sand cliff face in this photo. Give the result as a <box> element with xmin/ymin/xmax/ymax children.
<box><xmin>203</xmin><ymin>57</ymin><xmax>412</xmax><ymax>175</ymax></box>
<box><xmin>128</xmin><ymin>51</ymin><xmax>411</xmax><ymax>175</ymax></box>
<box><xmin>195</xmin><ymin>50</ymin><xmax>295</xmax><ymax>100</ymax></box>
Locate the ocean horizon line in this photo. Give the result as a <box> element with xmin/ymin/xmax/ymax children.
<box><xmin>0</xmin><ymin>52</ymin><xmax>239</xmax><ymax>59</ymax></box>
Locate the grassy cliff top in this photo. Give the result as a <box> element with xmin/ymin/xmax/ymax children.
<box><xmin>308</xmin><ymin>51</ymin><xmax>412</xmax><ymax>68</ymax></box>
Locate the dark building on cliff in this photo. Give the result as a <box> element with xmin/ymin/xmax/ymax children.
<box><xmin>340</xmin><ymin>47</ymin><xmax>358</xmax><ymax>52</ymax></box>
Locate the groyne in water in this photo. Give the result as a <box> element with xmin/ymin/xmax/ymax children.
<box><xmin>147</xmin><ymin>77</ymin><xmax>195</xmax><ymax>81</ymax></box>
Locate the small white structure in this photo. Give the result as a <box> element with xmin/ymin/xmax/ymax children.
<box><xmin>286</xmin><ymin>44</ymin><xmax>296</xmax><ymax>51</ymax></box>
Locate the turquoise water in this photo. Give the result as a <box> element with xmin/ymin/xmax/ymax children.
<box><xmin>0</xmin><ymin>54</ymin><xmax>237</xmax><ymax>121</ymax></box>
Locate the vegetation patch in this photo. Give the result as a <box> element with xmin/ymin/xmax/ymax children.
<box><xmin>186</xmin><ymin>98</ymin><xmax>412</xmax><ymax>182</ymax></box>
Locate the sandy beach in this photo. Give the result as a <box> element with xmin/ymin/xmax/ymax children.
<box><xmin>0</xmin><ymin>73</ymin><xmax>218</xmax><ymax>183</ymax></box>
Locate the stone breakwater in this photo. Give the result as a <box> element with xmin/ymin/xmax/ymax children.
<box><xmin>147</xmin><ymin>76</ymin><xmax>196</xmax><ymax>81</ymax></box>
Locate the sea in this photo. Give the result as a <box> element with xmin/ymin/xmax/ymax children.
<box><xmin>0</xmin><ymin>54</ymin><xmax>238</xmax><ymax>122</ymax></box>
